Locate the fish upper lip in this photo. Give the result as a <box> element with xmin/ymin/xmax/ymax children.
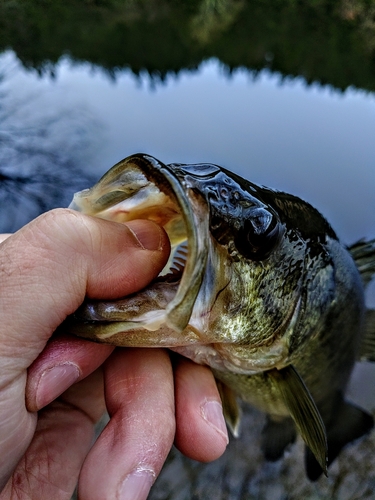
<box><xmin>160</xmin><ymin>162</ymin><xmax>210</xmax><ymax>332</ymax></box>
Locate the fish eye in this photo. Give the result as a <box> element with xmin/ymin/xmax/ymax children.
<box><xmin>235</xmin><ymin>207</ymin><xmax>283</xmax><ymax>260</ymax></box>
<box><xmin>220</xmin><ymin>187</ymin><xmax>229</xmax><ymax>199</ymax></box>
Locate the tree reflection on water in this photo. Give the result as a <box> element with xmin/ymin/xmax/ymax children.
<box><xmin>0</xmin><ymin>56</ymin><xmax>97</xmax><ymax>233</ymax></box>
<box><xmin>0</xmin><ymin>0</ymin><xmax>374</xmax><ymax>92</ymax></box>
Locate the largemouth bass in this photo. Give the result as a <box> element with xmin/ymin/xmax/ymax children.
<box><xmin>65</xmin><ymin>154</ymin><xmax>375</xmax><ymax>480</ymax></box>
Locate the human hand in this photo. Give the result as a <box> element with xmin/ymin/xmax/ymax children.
<box><xmin>0</xmin><ymin>209</ymin><xmax>228</xmax><ymax>500</ymax></box>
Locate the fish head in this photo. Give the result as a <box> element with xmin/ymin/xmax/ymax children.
<box><xmin>66</xmin><ymin>154</ymin><xmax>335</xmax><ymax>373</ymax></box>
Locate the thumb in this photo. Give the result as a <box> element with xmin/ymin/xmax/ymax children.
<box><xmin>0</xmin><ymin>208</ymin><xmax>170</xmax><ymax>370</ymax></box>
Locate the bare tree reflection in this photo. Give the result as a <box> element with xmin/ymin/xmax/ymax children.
<box><xmin>0</xmin><ymin>53</ymin><xmax>97</xmax><ymax>233</ymax></box>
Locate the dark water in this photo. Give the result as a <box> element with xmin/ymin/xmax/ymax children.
<box><xmin>0</xmin><ymin>1</ymin><xmax>375</xmax><ymax>498</ymax></box>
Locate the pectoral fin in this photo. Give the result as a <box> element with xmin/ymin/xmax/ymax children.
<box><xmin>359</xmin><ymin>308</ymin><xmax>375</xmax><ymax>362</ymax></box>
<box><xmin>268</xmin><ymin>365</ymin><xmax>328</xmax><ymax>476</ymax></box>
<box><xmin>216</xmin><ymin>379</ymin><xmax>242</xmax><ymax>437</ymax></box>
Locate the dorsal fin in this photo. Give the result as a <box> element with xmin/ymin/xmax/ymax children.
<box><xmin>359</xmin><ymin>309</ymin><xmax>375</xmax><ymax>362</ymax></box>
<box><xmin>268</xmin><ymin>365</ymin><xmax>328</xmax><ymax>476</ymax></box>
<box><xmin>216</xmin><ymin>379</ymin><xmax>242</xmax><ymax>437</ymax></box>
<box><xmin>348</xmin><ymin>238</ymin><xmax>375</xmax><ymax>287</ymax></box>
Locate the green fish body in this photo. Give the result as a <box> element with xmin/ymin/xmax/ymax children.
<box><xmin>65</xmin><ymin>154</ymin><xmax>375</xmax><ymax>479</ymax></box>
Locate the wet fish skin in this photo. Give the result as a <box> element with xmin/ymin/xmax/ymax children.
<box><xmin>65</xmin><ymin>154</ymin><xmax>375</xmax><ymax>479</ymax></box>
<box><xmin>202</xmin><ymin>179</ymin><xmax>370</xmax><ymax>476</ymax></box>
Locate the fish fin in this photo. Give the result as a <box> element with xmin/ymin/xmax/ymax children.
<box><xmin>261</xmin><ymin>415</ymin><xmax>296</xmax><ymax>461</ymax></box>
<box><xmin>216</xmin><ymin>379</ymin><xmax>242</xmax><ymax>437</ymax></box>
<box><xmin>359</xmin><ymin>309</ymin><xmax>375</xmax><ymax>362</ymax></box>
<box><xmin>268</xmin><ymin>365</ymin><xmax>328</xmax><ymax>476</ymax></box>
<box><xmin>305</xmin><ymin>398</ymin><xmax>374</xmax><ymax>481</ymax></box>
<box><xmin>348</xmin><ymin>238</ymin><xmax>375</xmax><ymax>287</ymax></box>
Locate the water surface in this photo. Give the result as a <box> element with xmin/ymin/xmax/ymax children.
<box><xmin>1</xmin><ymin>52</ymin><xmax>374</xmax><ymax>246</ymax></box>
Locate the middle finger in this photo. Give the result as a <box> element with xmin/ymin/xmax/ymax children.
<box><xmin>78</xmin><ymin>348</ymin><xmax>175</xmax><ymax>500</ymax></box>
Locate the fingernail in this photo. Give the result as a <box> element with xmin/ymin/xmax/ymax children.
<box><xmin>126</xmin><ymin>221</ymin><xmax>164</xmax><ymax>251</ymax></box>
<box><xmin>201</xmin><ymin>400</ymin><xmax>229</xmax><ymax>444</ymax></box>
<box><xmin>119</xmin><ymin>469</ymin><xmax>155</xmax><ymax>500</ymax></box>
<box><xmin>36</xmin><ymin>363</ymin><xmax>81</xmax><ymax>409</ymax></box>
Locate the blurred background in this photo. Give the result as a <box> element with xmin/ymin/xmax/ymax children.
<box><xmin>0</xmin><ymin>1</ymin><xmax>374</xmax><ymax>498</ymax></box>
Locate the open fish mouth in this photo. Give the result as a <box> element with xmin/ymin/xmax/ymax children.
<box><xmin>67</xmin><ymin>153</ymin><xmax>211</xmax><ymax>344</ymax></box>
<box><xmin>65</xmin><ymin>153</ymin><xmax>299</xmax><ymax>364</ymax></box>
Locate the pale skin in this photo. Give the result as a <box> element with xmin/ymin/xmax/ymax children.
<box><xmin>0</xmin><ymin>209</ymin><xmax>228</xmax><ymax>500</ymax></box>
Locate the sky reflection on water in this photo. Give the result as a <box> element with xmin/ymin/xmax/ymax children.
<box><xmin>3</xmin><ymin>51</ymin><xmax>373</xmax><ymax>242</ymax></box>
